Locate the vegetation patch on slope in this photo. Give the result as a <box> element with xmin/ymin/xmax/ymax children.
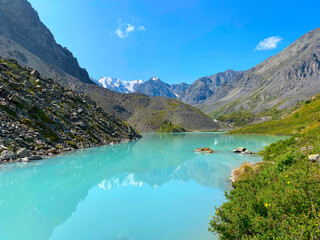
<box><xmin>157</xmin><ymin>121</ymin><xmax>187</xmax><ymax>133</ymax></box>
<box><xmin>230</xmin><ymin>96</ymin><xmax>320</xmax><ymax>135</ymax></box>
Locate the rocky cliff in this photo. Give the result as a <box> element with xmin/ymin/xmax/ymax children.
<box><xmin>0</xmin><ymin>0</ymin><xmax>93</xmax><ymax>85</ymax></box>
<box><xmin>0</xmin><ymin>57</ymin><xmax>140</xmax><ymax>163</ymax></box>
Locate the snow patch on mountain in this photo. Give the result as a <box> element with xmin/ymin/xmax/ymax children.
<box><xmin>95</xmin><ymin>77</ymin><xmax>143</xmax><ymax>93</ymax></box>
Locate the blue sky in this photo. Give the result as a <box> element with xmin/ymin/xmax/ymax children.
<box><xmin>28</xmin><ymin>0</ymin><xmax>320</xmax><ymax>84</ymax></box>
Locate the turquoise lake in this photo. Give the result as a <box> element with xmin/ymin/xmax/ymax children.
<box><xmin>0</xmin><ymin>133</ymin><xmax>284</xmax><ymax>240</ymax></box>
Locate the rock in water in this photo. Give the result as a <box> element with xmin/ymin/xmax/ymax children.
<box><xmin>233</xmin><ymin>147</ymin><xmax>246</xmax><ymax>153</ymax></box>
<box><xmin>194</xmin><ymin>147</ymin><xmax>214</xmax><ymax>154</ymax></box>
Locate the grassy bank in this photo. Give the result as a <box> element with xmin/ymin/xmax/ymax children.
<box><xmin>209</xmin><ymin>96</ymin><xmax>320</xmax><ymax>239</ymax></box>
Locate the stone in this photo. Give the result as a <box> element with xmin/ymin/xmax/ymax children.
<box><xmin>233</xmin><ymin>147</ymin><xmax>247</xmax><ymax>153</ymax></box>
<box><xmin>28</xmin><ymin>155</ymin><xmax>42</xmax><ymax>161</ymax></box>
<box><xmin>0</xmin><ymin>150</ymin><xmax>16</xmax><ymax>161</ymax></box>
<box><xmin>0</xmin><ymin>144</ymin><xmax>8</xmax><ymax>150</ymax></box>
<box><xmin>194</xmin><ymin>147</ymin><xmax>214</xmax><ymax>154</ymax></box>
<box><xmin>309</xmin><ymin>154</ymin><xmax>320</xmax><ymax>163</ymax></box>
<box><xmin>16</xmin><ymin>148</ymin><xmax>29</xmax><ymax>158</ymax></box>
<box><xmin>48</xmin><ymin>148</ymin><xmax>57</xmax><ymax>154</ymax></box>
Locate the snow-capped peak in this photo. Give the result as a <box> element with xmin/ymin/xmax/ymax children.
<box><xmin>94</xmin><ymin>77</ymin><xmax>143</xmax><ymax>93</ymax></box>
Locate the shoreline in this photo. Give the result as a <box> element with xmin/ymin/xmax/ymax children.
<box><xmin>0</xmin><ymin>137</ymin><xmax>140</xmax><ymax>165</ymax></box>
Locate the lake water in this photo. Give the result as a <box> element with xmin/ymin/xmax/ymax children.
<box><xmin>0</xmin><ymin>133</ymin><xmax>284</xmax><ymax>240</ymax></box>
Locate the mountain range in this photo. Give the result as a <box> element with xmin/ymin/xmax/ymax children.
<box><xmin>98</xmin><ymin>28</ymin><xmax>320</xmax><ymax>119</ymax></box>
<box><xmin>96</xmin><ymin>76</ymin><xmax>189</xmax><ymax>98</ymax></box>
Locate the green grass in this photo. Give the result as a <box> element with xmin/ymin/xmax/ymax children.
<box><xmin>230</xmin><ymin>96</ymin><xmax>320</xmax><ymax>135</ymax></box>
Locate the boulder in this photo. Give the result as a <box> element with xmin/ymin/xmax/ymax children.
<box><xmin>0</xmin><ymin>150</ymin><xmax>16</xmax><ymax>161</ymax></box>
<box><xmin>309</xmin><ymin>154</ymin><xmax>320</xmax><ymax>163</ymax></box>
<box><xmin>194</xmin><ymin>147</ymin><xmax>214</xmax><ymax>154</ymax></box>
<box><xmin>233</xmin><ymin>147</ymin><xmax>247</xmax><ymax>153</ymax></box>
<box><xmin>16</xmin><ymin>148</ymin><xmax>29</xmax><ymax>158</ymax></box>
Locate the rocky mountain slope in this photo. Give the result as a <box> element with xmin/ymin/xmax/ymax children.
<box><xmin>199</xmin><ymin>27</ymin><xmax>320</xmax><ymax>116</ymax></box>
<box><xmin>134</xmin><ymin>77</ymin><xmax>179</xmax><ymax>98</ymax></box>
<box><xmin>0</xmin><ymin>0</ymin><xmax>93</xmax><ymax>85</ymax></box>
<box><xmin>0</xmin><ymin>57</ymin><xmax>140</xmax><ymax>163</ymax></box>
<box><xmin>180</xmin><ymin>70</ymin><xmax>242</xmax><ymax>105</ymax></box>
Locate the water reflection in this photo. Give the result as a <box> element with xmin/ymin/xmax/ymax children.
<box><xmin>0</xmin><ymin>133</ymin><xmax>284</xmax><ymax>240</ymax></box>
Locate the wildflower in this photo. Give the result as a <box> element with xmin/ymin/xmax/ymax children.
<box><xmin>265</xmin><ymin>203</ymin><xmax>270</xmax><ymax>207</ymax></box>
<box><xmin>287</xmin><ymin>181</ymin><xmax>291</xmax><ymax>184</ymax></box>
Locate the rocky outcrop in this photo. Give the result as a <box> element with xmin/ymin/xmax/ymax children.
<box><xmin>0</xmin><ymin>57</ymin><xmax>140</xmax><ymax>164</ymax></box>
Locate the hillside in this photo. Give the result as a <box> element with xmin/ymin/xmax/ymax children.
<box><xmin>200</xmin><ymin>27</ymin><xmax>320</xmax><ymax>117</ymax></box>
<box><xmin>230</xmin><ymin>94</ymin><xmax>320</xmax><ymax>135</ymax></box>
<box><xmin>80</xmin><ymin>84</ymin><xmax>223</xmax><ymax>132</ymax></box>
<box><xmin>0</xmin><ymin>57</ymin><xmax>140</xmax><ymax>163</ymax></box>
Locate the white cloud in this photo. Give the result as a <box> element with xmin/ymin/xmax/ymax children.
<box><xmin>114</xmin><ymin>21</ymin><xmax>146</xmax><ymax>39</ymax></box>
<box><xmin>255</xmin><ymin>36</ymin><xmax>282</xmax><ymax>51</ymax></box>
